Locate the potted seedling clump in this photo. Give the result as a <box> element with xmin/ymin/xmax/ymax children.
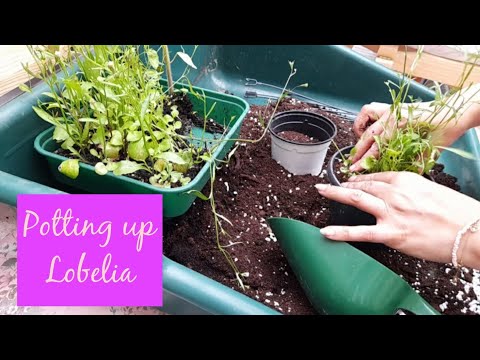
<box><xmin>327</xmin><ymin>50</ymin><xmax>479</xmax><ymax>227</ymax></box>
<box><xmin>26</xmin><ymin>45</ymin><xmax>249</xmax><ymax>217</ymax></box>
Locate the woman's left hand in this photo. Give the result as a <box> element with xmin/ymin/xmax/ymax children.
<box><xmin>315</xmin><ymin>171</ymin><xmax>480</xmax><ymax>268</ymax></box>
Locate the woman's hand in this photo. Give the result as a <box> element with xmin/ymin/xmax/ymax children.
<box><xmin>350</xmin><ymin>87</ymin><xmax>480</xmax><ymax>172</ymax></box>
<box><xmin>315</xmin><ymin>172</ymin><xmax>480</xmax><ymax>269</ymax></box>
<box><xmin>350</xmin><ymin>102</ymin><xmax>392</xmax><ymax>172</ymax></box>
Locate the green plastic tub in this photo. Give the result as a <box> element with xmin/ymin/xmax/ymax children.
<box><xmin>33</xmin><ymin>80</ymin><xmax>249</xmax><ymax>218</ymax></box>
<box><xmin>1</xmin><ymin>45</ymin><xmax>480</xmax><ymax>315</ymax></box>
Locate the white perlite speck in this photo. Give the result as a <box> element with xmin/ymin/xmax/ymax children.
<box><xmin>224</xmin><ymin>182</ymin><xmax>229</xmax><ymax>192</ymax></box>
<box><xmin>274</xmin><ymin>301</ymin><xmax>280</xmax><ymax>307</ymax></box>
<box><xmin>461</xmin><ymin>268</ymin><xmax>480</xmax><ymax>314</ymax></box>
<box><xmin>265</xmin><ymin>299</ymin><xmax>271</xmax><ymax>304</ymax></box>
<box><xmin>266</xmin><ymin>292</ymin><xmax>273</xmax><ymax>297</ymax></box>
<box><xmin>439</xmin><ymin>302</ymin><xmax>448</xmax><ymax>312</ymax></box>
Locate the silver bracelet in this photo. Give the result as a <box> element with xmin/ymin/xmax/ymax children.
<box><xmin>452</xmin><ymin>217</ymin><xmax>480</xmax><ymax>268</ymax></box>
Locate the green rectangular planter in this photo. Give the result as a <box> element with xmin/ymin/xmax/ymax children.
<box><xmin>33</xmin><ymin>80</ymin><xmax>249</xmax><ymax>218</ymax></box>
<box><xmin>1</xmin><ymin>45</ymin><xmax>480</xmax><ymax>315</ymax></box>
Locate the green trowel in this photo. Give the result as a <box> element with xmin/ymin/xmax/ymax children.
<box><xmin>267</xmin><ymin>217</ymin><xmax>440</xmax><ymax>315</ymax></box>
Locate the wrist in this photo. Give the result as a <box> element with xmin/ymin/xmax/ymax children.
<box><xmin>460</xmin><ymin>102</ymin><xmax>480</xmax><ymax>132</ymax></box>
<box><xmin>457</xmin><ymin>220</ymin><xmax>480</xmax><ymax>269</ymax></box>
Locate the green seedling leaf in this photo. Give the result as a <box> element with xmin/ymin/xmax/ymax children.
<box><xmin>437</xmin><ymin>146</ymin><xmax>477</xmax><ymax>160</ymax></box>
<box><xmin>113</xmin><ymin>160</ymin><xmax>147</xmax><ymax>176</ymax></box>
<box><xmin>171</xmin><ymin>107</ymin><xmax>179</xmax><ymax>118</ymax></box>
<box><xmin>128</xmin><ymin>139</ymin><xmax>149</xmax><ymax>161</ymax></box>
<box><xmin>187</xmin><ymin>189</ymin><xmax>210</xmax><ymax>201</ymax></box>
<box><xmin>158</xmin><ymin>152</ymin><xmax>186</xmax><ymax>164</ymax></box>
<box><xmin>126</xmin><ymin>131</ymin><xmax>143</xmax><ymax>142</ymax></box>
<box><xmin>170</xmin><ymin>171</ymin><xmax>182</xmax><ymax>183</ymax></box>
<box><xmin>58</xmin><ymin>159</ymin><xmax>79</xmax><ymax>179</ymax></box>
<box><xmin>173</xmin><ymin>163</ymin><xmax>189</xmax><ymax>173</ymax></box>
<box><xmin>81</xmin><ymin>81</ymin><xmax>94</xmax><ymax>92</ymax></box>
<box><xmin>19</xmin><ymin>83</ymin><xmax>31</xmax><ymax>93</ymax></box>
<box><xmin>154</xmin><ymin>159</ymin><xmax>167</xmax><ymax>172</ymax></box>
<box><xmin>176</xmin><ymin>51</ymin><xmax>197</xmax><ymax>69</ymax></box>
<box><xmin>53</xmin><ymin>126</ymin><xmax>69</xmax><ymax>141</ymax></box>
<box><xmin>103</xmin><ymin>86</ymin><xmax>121</xmax><ymax>103</ymax></box>
<box><xmin>146</xmin><ymin>48</ymin><xmax>160</xmax><ymax>69</ymax></box>
<box><xmin>360</xmin><ymin>155</ymin><xmax>376</xmax><ymax>170</ymax></box>
<box><xmin>110</xmin><ymin>130</ymin><xmax>123</xmax><ymax>146</ymax></box>
<box><xmin>105</xmin><ymin>142</ymin><xmax>121</xmax><ymax>160</ymax></box>
<box><xmin>91</xmin><ymin>128</ymin><xmax>105</xmax><ymax>145</ymax></box>
<box><xmin>152</xmin><ymin>131</ymin><xmax>165</xmax><ymax>140</ymax></box>
<box><xmin>288</xmin><ymin>60</ymin><xmax>295</xmax><ymax>70</ymax></box>
<box><xmin>90</xmin><ymin>100</ymin><xmax>106</xmax><ymax>114</ymax></box>
<box><xmin>129</xmin><ymin>121</ymin><xmax>140</xmax><ymax>131</ymax></box>
<box><xmin>149</xmin><ymin>174</ymin><xmax>161</xmax><ymax>185</ymax></box>
<box><xmin>90</xmin><ymin>148</ymin><xmax>100</xmax><ymax>158</ymax></box>
<box><xmin>164</xmin><ymin>114</ymin><xmax>174</xmax><ymax>123</ymax></box>
<box><xmin>61</xmin><ymin>137</ymin><xmax>75</xmax><ymax>150</ymax></box>
<box><xmin>79</xmin><ymin>118</ymin><xmax>99</xmax><ymax>123</ymax></box>
<box><xmin>180</xmin><ymin>176</ymin><xmax>191</xmax><ymax>186</ymax></box>
<box><xmin>94</xmin><ymin>162</ymin><xmax>108</xmax><ymax>175</ymax></box>
<box><xmin>158</xmin><ymin>138</ymin><xmax>171</xmax><ymax>151</ymax></box>
<box><xmin>174</xmin><ymin>121</ymin><xmax>182</xmax><ymax>130</ymax></box>
<box><xmin>32</xmin><ymin>106</ymin><xmax>57</xmax><ymax>125</ymax></box>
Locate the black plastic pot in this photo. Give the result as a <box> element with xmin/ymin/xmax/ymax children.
<box><xmin>327</xmin><ymin>146</ymin><xmax>377</xmax><ymax>227</ymax></box>
<box><xmin>269</xmin><ymin>111</ymin><xmax>337</xmax><ymax>176</ymax></box>
<box><xmin>327</xmin><ymin>145</ymin><xmax>435</xmax><ymax>251</ymax></box>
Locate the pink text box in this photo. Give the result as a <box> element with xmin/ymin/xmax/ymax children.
<box><xmin>17</xmin><ymin>194</ymin><xmax>163</xmax><ymax>306</ymax></box>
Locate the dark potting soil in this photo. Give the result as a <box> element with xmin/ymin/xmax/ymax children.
<box><xmin>164</xmin><ymin>92</ymin><xmax>226</xmax><ymax>135</ymax></box>
<box><xmin>54</xmin><ymin>93</ymin><xmax>223</xmax><ymax>188</ymax></box>
<box><xmin>277</xmin><ymin>130</ymin><xmax>319</xmax><ymax>144</ymax></box>
<box><xmin>164</xmin><ymin>98</ymin><xmax>356</xmax><ymax>315</ymax></box>
<box><xmin>164</xmin><ymin>97</ymin><xmax>480</xmax><ymax>315</ymax></box>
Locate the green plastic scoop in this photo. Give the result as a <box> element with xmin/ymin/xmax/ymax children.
<box><xmin>267</xmin><ymin>217</ymin><xmax>439</xmax><ymax>315</ymax></box>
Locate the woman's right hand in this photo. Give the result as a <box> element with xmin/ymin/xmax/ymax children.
<box><xmin>349</xmin><ymin>100</ymin><xmax>478</xmax><ymax>172</ymax></box>
<box><xmin>350</xmin><ymin>102</ymin><xmax>392</xmax><ymax>171</ymax></box>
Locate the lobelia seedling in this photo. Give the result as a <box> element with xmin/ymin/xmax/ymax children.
<box><xmin>340</xmin><ymin>46</ymin><xmax>480</xmax><ymax>177</ymax></box>
<box><xmin>25</xmin><ymin>45</ymin><xmax>216</xmax><ymax>189</ymax></box>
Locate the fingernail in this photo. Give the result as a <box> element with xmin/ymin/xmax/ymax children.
<box><xmin>349</xmin><ymin>165</ymin><xmax>357</xmax><ymax>171</ymax></box>
<box><xmin>340</xmin><ymin>182</ymin><xmax>349</xmax><ymax>187</ymax></box>
<box><xmin>348</xmin><ymin>175</ymin><xmax>357</xmax><ymax>181</ymax></box>
<box><xmin>315</xmin><ymin>184</ymin><xmax>328</xmax><ymax>192</ymax></box>
<box><xmin>320</xmin><ymin>228</ymin><xmax>335</xmax><ymax>236</ymax></box>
